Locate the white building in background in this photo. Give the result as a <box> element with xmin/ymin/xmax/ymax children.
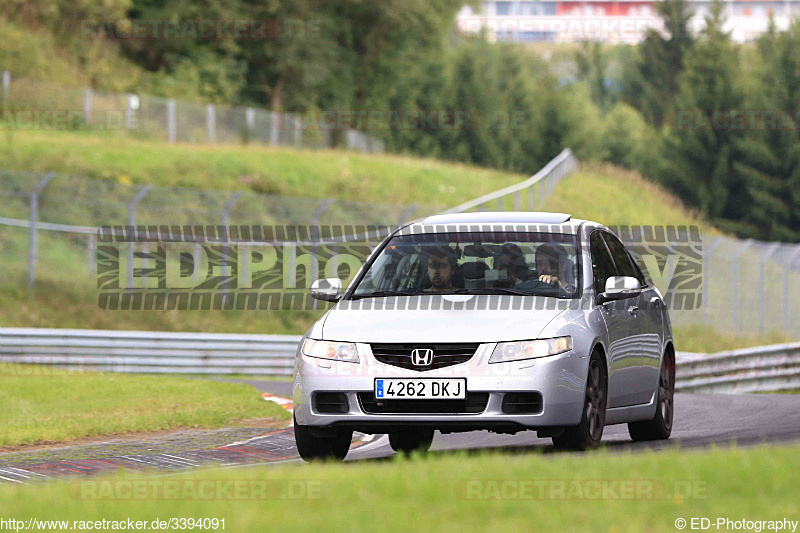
<box><xmin>457</xmin><ymin>0</ymin><xmax>798</xmax><ymax>43</ymax></box>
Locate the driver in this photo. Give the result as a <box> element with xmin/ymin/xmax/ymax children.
<box><xmin>535</xmin><ymin>243</ymin><xmax>574</xmax><ymax>293</ymax></box>
<box><xmin>424</xmin><ymin>246</ymin><xmax>459</xmax><ymax>292</ymax></box>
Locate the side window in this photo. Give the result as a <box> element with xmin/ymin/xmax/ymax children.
<box><xmin>590</xmin><ymin>232</ymin><xmax>616</xmax><ymax>293</ymax></box>
<box><xmin>601</xmin><ymin>232</ymin><xmax>639</xmax><ymax>281</ymax></box>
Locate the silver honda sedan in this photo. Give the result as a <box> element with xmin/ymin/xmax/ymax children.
<box><xmin>292</xmin><ymin>212</ymin><xmax>675</xmax><ymax>461</ymax></box>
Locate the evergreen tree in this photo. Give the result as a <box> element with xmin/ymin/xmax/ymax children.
<box><xmin>659</xmin><ymin>0</ymin><xmax>747</xmax><ymax>229</ymax></box>
<box><xmin>622</xmin><ymin>0</ymin><xmax>694</xmax><ymax>126</ymax></box>
<box><xmin>730</xmin><ymin>19</ymin><xmax>800</xmax><ymax>241</ymax></box>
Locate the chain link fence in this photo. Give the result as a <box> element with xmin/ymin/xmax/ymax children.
<box><xmin>0</xmin><ymin>168</ymin><xmax>439</xmax><ymax>293</ymax></box>
<box><xmin>0</xmin><ymin>70</ymin><xmax>385</xmax><ymax>153</ymax></box>
<box><xmin>1</xmin><ymin>148</ymin><xmax>799</xmax><ymax>338</ymax></box>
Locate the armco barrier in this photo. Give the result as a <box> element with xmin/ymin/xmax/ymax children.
<box><xmin>1</xmin><ymin>328</ymin><xmax>797</xmax><ymax>392</ymax></box>
<box><xmin>676</xmin><ymin>342</ymin><xmax>800</xmax><ymax>393</ymax></box>
<box><xmin>0</xmin><ymin>328</ymin><xmax>300</xmax><ymax>375</ymax></box>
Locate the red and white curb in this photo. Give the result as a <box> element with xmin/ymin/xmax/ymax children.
<box><xmin>262</xmin><ymin>392</ymin><xmax>294</xmax><ymax>416</ymax></box>
<box><xmin>261</xmin><ymin>392</ymin><xmax>378</xmax><ymax>446</ymax></box>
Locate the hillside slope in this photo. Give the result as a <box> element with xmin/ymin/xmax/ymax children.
<box><xmin>0</xmin><ymin>132</ymin><xmax>787</xmax><ymax>351</ymax></box>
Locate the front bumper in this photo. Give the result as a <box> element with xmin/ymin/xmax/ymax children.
<box><xmin>293</xmin><ymin>342</ymin><xmax>588</xmax><ymax>433</ymax></box>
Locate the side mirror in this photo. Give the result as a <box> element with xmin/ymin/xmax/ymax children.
<box><xmin>310</xmin><ymin>278</ymin><xmax>343</xmax><ymax>302</ymax></box>
<box><xmin>596</xmin><ymin>276</ymin><xmax>641</xmax><ymax>305</ymax></box>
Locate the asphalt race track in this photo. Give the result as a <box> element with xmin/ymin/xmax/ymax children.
<box><xmin>245</xmin><ymin>381</ymin><xmax>800</xmax><ymax>461</ymax></box>
<box><xmin>2</xmin><ymin>384</ymin><xmax>799</xmax><ymax>484</ymax></box>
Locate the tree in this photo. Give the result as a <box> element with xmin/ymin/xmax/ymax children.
<box><xmin>728</xmin><ymin>18</ymin><xmax>800</xmax><ymax>241</ymax></box>
<box><xmin>575</xmin><ymin>41</ymin><xmax>611</xmax><ymax>110</ymax></box>
<box><xmin>659</xmin><ymin>0</ymin><xmax>747</xmax><ymax>228</ymax></box>
<box><xmin>622</xmin><ymin>0</ymin><xmax>694</xmax><ymax>126</ymax></box>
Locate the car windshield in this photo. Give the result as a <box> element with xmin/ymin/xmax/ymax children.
<box><xmin>350</xmin><ymin>231</ymin><xmax>580</xmax><ymax>299</ymax></box>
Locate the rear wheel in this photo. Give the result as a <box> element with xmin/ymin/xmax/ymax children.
<box><xmin>552</xmin><ymin>350</ymin><xmax>607</xmax><ymax>450</ymax></box>
<box><xmin>628</xmin><ymin>352</ymin><xmax>674</xmax><ymax>441</ymax></box>
<box><xmin>294</xmin><ymin>415</ymin><xmax>353</xmax><ymax>462</ymax></box>
<box><xmin>389</xmin><ymin>429</ymin><xmax>435</xmax><ymax>455</ymax></box>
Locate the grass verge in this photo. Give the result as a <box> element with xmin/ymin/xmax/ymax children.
<box><xmin>1</xmin><ymin>444</ymin><xmax>798</xmax><ymax>531</ymax></box>
<box><xmin>0</xmin><ymin>130</ymin><xmax>524</xmax><ymax>205</ymax></box>
<box><xmin>0</xmin><ymin>365</ymin><xmax>289</xmax><ymax>447</ymax></box>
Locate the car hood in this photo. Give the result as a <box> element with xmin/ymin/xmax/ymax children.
<box><xmin>320</xmin><ymin>295</ymin><xmax>571</xmax><ymax>343</ymax></box>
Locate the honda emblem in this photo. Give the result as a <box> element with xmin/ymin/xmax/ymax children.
<box><xmin>411</xmin><ymin>348</ymin><xmax>434</xmax><ymax>366</ymax></box>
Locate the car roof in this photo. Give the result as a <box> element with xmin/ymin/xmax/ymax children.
<box><xmin>404</xmin><ymin>212</ymin><xmax>595</xmax><ymax>234</ymax></box>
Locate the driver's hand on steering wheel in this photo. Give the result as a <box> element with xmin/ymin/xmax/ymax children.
<box><xmin>539</xmin><ymin>274</ymin><xmax>560</xmax><ymax>286</ymax></box>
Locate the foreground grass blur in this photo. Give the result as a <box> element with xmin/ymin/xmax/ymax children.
<box><xmin>1</xmin><ymin>443</ymin><xmax>798</xmax><ymax>531</ymax></box>
<box><xmin>0</xmin><ymin>366</ymin><xmax>289</xmax><ymax>447</ymax></box>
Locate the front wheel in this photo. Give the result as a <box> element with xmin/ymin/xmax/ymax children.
<box><xmin>628</xmin><ymin>352</ymin><xmax>674</xmax><ymax>441</ymax></box>
<box><xmin>294</xmin><ymin>415</ymin><xmax>353</xmax><ymax>462</ymax></box>
<box><xmin>552</xmin><ymin>350</ymin><xmax>607</xmax><ymax>450</ymax></box>
<box><xmin>389</xmin><ymin>429</ymin><xmax>435</xmax><ymax>455</ymax></box>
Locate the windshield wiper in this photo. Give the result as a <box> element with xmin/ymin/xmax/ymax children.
<box><xmin>451</xmin><ymin>287</ymin><xmax>534</xmax><ymax>296</ymax></box>
<box><xmin>349</xmin><ymin>290</ymin><xmax>423</xmax><ymax>300</ymax></box>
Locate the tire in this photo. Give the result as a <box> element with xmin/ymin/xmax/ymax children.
<box><xmin>388</xmin><ymin>429</ymin><xmax>435</xmax><ymax>455</ymax></box>
<box><xmin>294</xmin><ymin>415</ymin><xmax>353</xmax><ymax>462</ymax></box>
<box><xmin>628</xmin><ymin>352</ymin><xmax>674</xmax><ymax>441</ymax></box>
<box><xmin>552</xmin><ymin>350</ymin><xmax>607</xmax><ymax>450</ymax></box>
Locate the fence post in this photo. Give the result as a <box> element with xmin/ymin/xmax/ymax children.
<box><xmin>167</xmin><ymin>99</ymin><xmax>176</xmax><ymax>142</ymax></box>
<box><xmin>293</xmin><ymin>116</ymin><xmax>302</xmax><ymax>149</ymax></box>
<box><xmin>269</xmin><ymin>112</ymin><xmax>280</xmax><ymax>145</ymax></box>
<box><xmin>784</xmin><ymin>245</ymin><xmax>800</xmax><ymax>334</ymax></box>
<box><xmin>311</xmin><ymin>199</ymin><xmax>334</xmax><ymax>242</ymax></box>
<box><xmin>760</xmin><ymin>243</ymin><xmax>781</xmax><ymax>333</ymax></box>
<box><xmin>702</xmin><ymin>236</ymin><xmax>723</xmax><ymax>324</ymax></box>
<box><xmin>245</xmin><ymin>107</ymin><xmax>255</xmax><ymax>134</ymax></box>
<box><xmin>83</xmin><ymin>88</ymin><xmax>93</xmax><ymax>126</ymax></box>
<box><xmin>2</xmin><ymin>71</ymin><xmax>9</xmax><ymax>106</ymax></box>
<box><xmin>310</xmin><ymin>199</ymin><xmax>334</xmax><ymax>306</ymax></box>
<box><xmin>193</xmin><ymin>243</ymin><xmax>203</xmax><ymax>286</ymax></box>
<box><xmin>220</xmin><ymin>192</ymin><xmax>244</xmax><ymax>298</ymax></box>
<box><xmin>514</xmin><ymin>191</ymin><xmax>521</xmax><ymax>211</ymax></box>
<box><xmin>731</xmin><ymin>240</ymin><xmax>753</xmax><ymax>336</ymax></box>
<box><xmin>398</xmin><ymin>205</ymin><xmax>417</xmax><ymax>226</ymax></box>
<box><xmin>125</xmin><ymin>94</ymin><xmax>138</xmax><ymax>130</ymax></box>
<box><xmin>126</xmin><ymin>185</ymin><xmax>152</xmax><ymax>289</ymax></box>
<box><xmin>87</xmin><ymin>234</ymin><xmax>96</xmax><ymax>276</ymax></box>
<box><xmin>528</xmin><ymin>185</ymin><xmax>536</xmax><ymax>210</ymax></box>
<box><xmin>206</xmin><ymin>104</ymin><xmax>216</xmax><ymax>143</ymax></box>
<box><xmin>27</xmin><ymin>173</ymin><xmax>55</xmax><ymax>290</ymax></box>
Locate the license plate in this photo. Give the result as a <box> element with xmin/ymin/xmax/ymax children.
<box><xmin>374</xmin><ymin>378</ymin><xmax>466</xmax><ymax>400</ymax></box>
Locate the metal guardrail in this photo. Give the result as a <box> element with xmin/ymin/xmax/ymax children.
<box><xmin>0</xmin><ymin>328</ymin><xmax>300</xmax><ymax>376</ymax></box>
<box><xmin>676</xmin><ymin>343</ymin><xmax>800</xmax><ymax>393</ymax></box>
<box><xmin>441</xmin><ymin>148</ymin><xmax>578</xmax><ymax>214</ymax></box>
<box><xmin>1</xmin><ymin>328</ymin><xmax>798</xmax><ymax>392</ymax></box>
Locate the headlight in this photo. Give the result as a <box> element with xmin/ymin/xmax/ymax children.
<box><xmin>489</xmin><ymin>336</ymin><xmax>572</xmax><ymax>364</ymax></box>
<box><xmin>301</xmin><ymin>339</ymin><xmax>359</xmax><ymax>363</ymax></box>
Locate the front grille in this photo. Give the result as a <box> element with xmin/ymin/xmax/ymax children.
<box><xmin>357</xmin><ymin>392</ymin><xmax>489</xmax><ymax>414</ymax></box>
<box><xmin>370</xmin><ymin>343</ymin><xmax>480</xmax><ymax>371</ymax></box>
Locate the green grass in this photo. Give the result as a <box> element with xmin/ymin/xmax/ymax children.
<box><xmin>0</xmin><ymin>130</ymin><xmax>524</xmax><ymax>205</ymax></box>
<box><xmin>0</xmin><ymin>365</ymin><xmax>289</xmax><ymax>447</ymax></box>
<box><xmin>1</xmin><ymin>443</ymin><xmax>798</xmax><ymax>531</ymax></box>
<box><xmin>542</xmin><ymin>162</ymin><xmax>713</xmax><ymax>230</ymax></box>
<box><xmin>0</xmin><ymin>131</ymin><xmax>795</xmax><ymax>351</ymax></box>
<box><xmin>673</xmin><ymin>324</ymin><xmax>793</xmax><ymax>353</ymax></box>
